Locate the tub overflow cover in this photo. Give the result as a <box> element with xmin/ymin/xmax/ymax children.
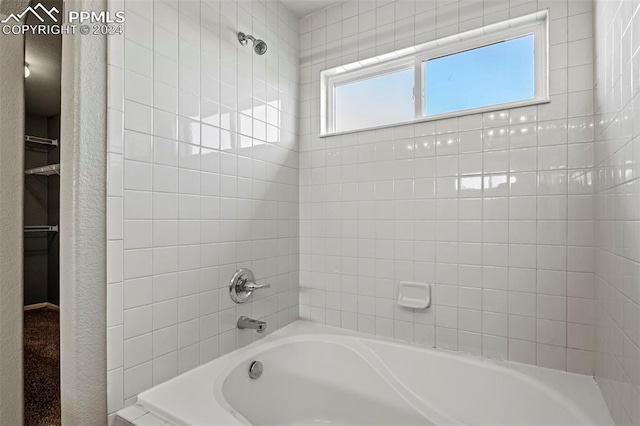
<box><xmin>249</xmin><ymin>361</ymin><xmax>263</xmax><ymax>379</ymax></box>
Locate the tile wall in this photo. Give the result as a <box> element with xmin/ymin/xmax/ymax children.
<box><xmin>594</xmin><ymin>0</ymin><xmax>640</xmax><ymax>424</ymax></box>
<box><xmin>105</xmin><ymin>0</ymin><xmax>300</xmax><ymax>414</ymax></box>
<box><xmin>299</xmin><ymin>0</ymin><xmax>597</xmax><ymax>373</ymax></box>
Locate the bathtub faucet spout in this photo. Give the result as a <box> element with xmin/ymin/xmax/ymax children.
<box><xmin>237</xmin><ymin>316</ymin><xmax>267</xmax><ymax>333</ymax></box>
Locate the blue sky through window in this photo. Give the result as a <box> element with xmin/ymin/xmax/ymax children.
<box><xmin>424</xmin><ymin>35</ymin><xmax>535</xmax><ymax>116</ymax></box>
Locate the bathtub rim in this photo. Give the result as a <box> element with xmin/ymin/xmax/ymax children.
<box><xmin>132</xmin><ymin>320</ymin><xmax>613</xmax><ymax>426</ymax></box>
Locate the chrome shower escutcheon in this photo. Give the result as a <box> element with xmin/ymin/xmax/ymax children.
<box><xmin>229</xmin><ymin>268</ymin><xmax>270</xmax><ymax>304</ymax></box>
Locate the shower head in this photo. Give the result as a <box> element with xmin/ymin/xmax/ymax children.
<box><xmin>237</xmin><ymin>32</ymin><xmax>268</xmax><ymax>55</ymax></box>
<box><xmin>253</xmin><ymin>39</ymin><xmax>268</xmax><ymax>55</ymax></box>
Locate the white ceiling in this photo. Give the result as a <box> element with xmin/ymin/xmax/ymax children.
<box><xmin>281</xmin><ymin>0</ymin><xmax>339</xmax><ymax>17</ymax></box>
<box><xmin>24</xmin><ymin>0</ymin><xmax>61</xmax><ymax>117</ymax></box>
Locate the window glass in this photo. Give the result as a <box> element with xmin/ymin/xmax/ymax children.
<box><xmin>334</xmin><ymin>68</ymin><xmax>415</xmax><ymax>133</ymax></box>
<box><xmin>424</xmin><ymin>35</ymin><xmax>535</xmax><ymax>116</ymax></box>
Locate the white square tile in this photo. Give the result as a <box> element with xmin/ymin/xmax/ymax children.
<box><xmin>153</xmin><ymin>109</ymin><xmax>178</xmax><ymax>140</ymax></box>
<box><xmin>154</xmin><ymin>82</ymin><xmax>178</xmax><ymax>114</ymax></box>
<box><xmin>108</xmin><ymin>108</ymin><xmax>124</xmax><ymax>153</ymax></box>
<box><xmin>537</xmin><ymin>343</ymin><xmax>566</xmax><ymax>370</ymax></box>
<box><xmin>107</xmin><ymin>283</ymin><xmax>124</xmax><ymax>328</ymax></box>
<box><xmin>123</xmin><ymin>361</ymin><xmax>152</xmax><ymax>399</ymax></box>
<box><xmin>152</xmin><ymin>351</ymin><xmax>178</xmax><ymax>386</ymax></box>
<box><xmin>123</xmin><ymin>277</ymin><xmax>152</xmax><ymax>309</ymax></box>
<box><xmin>124</xmin><ymin>161</ymin><xmax>152</xmax><ymax>191</ymax></box>
<box><xmin>124</xmin><ymin>305</ymin><xmax>152</xmax><ymax>339</ymax></box>
<box><xmin>107</xmin><ymin>368</ymin><xmax>124</xmax><ymax>413</ymax></box>
<box><xmin>509</xmin><ymin>315</ymin><xmax>536</xmax><ymax>341</ymax></box>
<box><xmin>124</xmin><ymin>70</ymin><xmax>153</xmax><ymax>106</ymax></box>
<box><xmin>483</xmin><ymin>335</ymin><xmax>508</xmax><ymax>359</ymax></box>
<box><xmin>123</xmin><ymin>333</ymin><xmax>153</xmax><ymax>369</ymax></box>
<box><xmin>153</xmin><ymin>325</ymin><xmax>178</xmax><ymax>358</ymax></box>
<box><xmin>153</xmin><ymin>299</ymin><xmax>178</xmax><ymax>330</ymax></box>
<box><xmin>107</xmin><ymin>154</ymin><xmax>124</xmax><ymax>198</ymax></box>
<box><xmin>124</xmin><ymin>101</ymin><xmax>152</xmax><ymax>134</ymax></box>
<box><xmin>152</xmin><ymin>247</ymin><xmax>178</xmax><ymax>275</ymax></box>
<box><xmin>123</xmin><ymin>249</ymin><xmax>152</xmax><ymax>279</ymax></box>
<box><xmin>107</xmin><ymin>325</ymin><xmax>124</xmax><ymax>371</ymax></box>
<box><xmin>107</xmin><ymin>241</ymin><xmax>124</xmax><ymax>284</ymax></box>
<box><xmin>537</xmin><ymin>318</ymin><xmax>567</xmax><ymax>346</ymax></box>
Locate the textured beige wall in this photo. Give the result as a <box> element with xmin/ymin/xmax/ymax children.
<box><xmin>0</xmin><ymin>22</ymin><xmax>24</xmax><ymax>426</ymax></box>
<box><xmin>59</xmin><ymin>0</ymin><xmax>108</xmax><ymax>423</ymax></box>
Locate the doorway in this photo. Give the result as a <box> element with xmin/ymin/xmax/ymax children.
<box><xmin>22</xmin><ymin>0</ymin><xmax>62</xmax><ymax>423</ymax></box>
<box><xmin>0</xmin><ymin>0</ymin><xmax>107</xmax><ymax>423</ymax></box>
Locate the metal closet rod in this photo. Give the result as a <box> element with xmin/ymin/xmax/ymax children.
<box><xmin>24</xmin><ymin>164</ymin><xmax>60</xmax><ymax>176</ymax></box>
<box><xmin>24</xmin><ymin>135</ymin><xmax>58</xmax><ymax>147</ymax></box>
<box><xmin>24</xmin><ymin>225</ymin><xmax>58</xmax><ymax>233</ymax></box>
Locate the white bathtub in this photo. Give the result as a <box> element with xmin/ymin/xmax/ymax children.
<box><xmin>121</xmin><ymin>321</ymin><xmax>613</xmax><ymax>426</ymax></box>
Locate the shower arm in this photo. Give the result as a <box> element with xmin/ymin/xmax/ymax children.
<box><xmin>238</xmin><ymin>32</ymin><xmax>255</xmax><ymax>45</ymax></box>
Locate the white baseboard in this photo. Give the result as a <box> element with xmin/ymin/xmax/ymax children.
<box><xmin>23</xmin><ymin>302</ymin><xmax>59</xmax><ymax>311</ymax></box>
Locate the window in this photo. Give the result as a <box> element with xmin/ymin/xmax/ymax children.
<box><xmin>321</xmin><ymin>11</ymin><xmax>548</xmax><ymax>136</ymax></box>
<box><xmin>423</xmin><ymin>35</ymin><xmax>535</xmax><ymax>116</ymax></box>
<box><xmin>335</xmin><ymin>67</ymin><xmax>414</xmax><ymax>133</ymax></box>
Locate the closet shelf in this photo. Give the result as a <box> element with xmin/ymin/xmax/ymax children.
<box><xmin>25</xmin><ymin>135</ymin><xmax>58</xmax><ymax>147</ymax></box>
<box><xmin>24</xmin><ymin>225</ymin><xmax>58</xmax><ymax>233</ymax></box>
<box><xmin>25</xmin><ymin>164</ymin><xmax>60</xmax><ymax>176</ymax></box>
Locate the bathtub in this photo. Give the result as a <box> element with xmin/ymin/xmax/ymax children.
<box><xmin>119</xmin><ymin>321</ymin><xmax>613</xmax><ymax>426</ymax></box>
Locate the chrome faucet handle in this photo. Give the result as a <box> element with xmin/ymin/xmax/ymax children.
<box><xmin>243</xmin><ymin>280</ymin><xmax>270</xmax><ymax>292</ymax></box>
<box><xmin>229</xmin><ymin>268</ymin><xmax>270</xmax><ymax>304</ymax></box>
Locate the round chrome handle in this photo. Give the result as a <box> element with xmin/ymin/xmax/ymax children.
<box><xmin>229</xmin><ymin>268</ymin><xmax>269</xmax><ymax>304</ymax></box>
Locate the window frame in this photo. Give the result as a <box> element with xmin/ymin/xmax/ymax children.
<box><xmin>327</xmin><ymin>57</ymin><xmax>417</xmax><ymax>135</ymax></box>
<box><xmin>320</xmin><ymin>10</ymin><xmax>549</xmax><ymax>137</ymax></box>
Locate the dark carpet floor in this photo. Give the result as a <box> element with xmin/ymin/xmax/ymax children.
<box><xmin>24</xmin><ymin>308</ymin><xmax>61</xmax><ymax>426</ymax></box>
